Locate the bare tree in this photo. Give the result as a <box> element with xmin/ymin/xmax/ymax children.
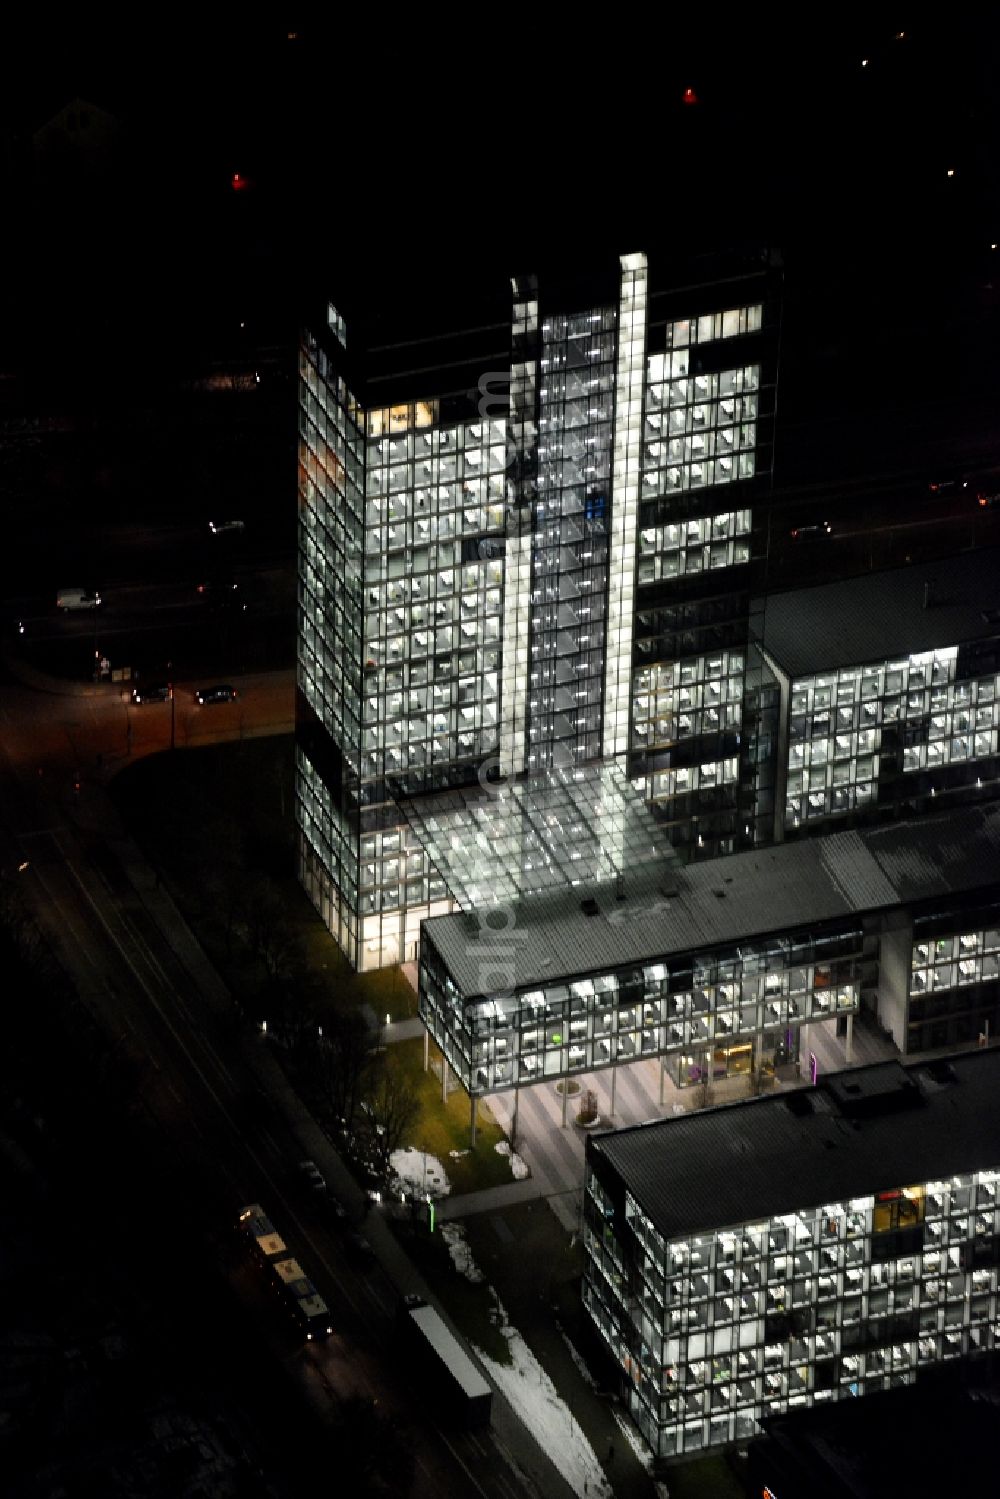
<box><xmin>310</xmin><ymin>1008</ymin><xmax>375</xmax><ymax>1130</ymax></box>
<box><xmin>263</xmin><ymin>968</ymin><xmax>323</xmax><ymax>1053</ymax></box>
<box><xmin>363</xmin><ymin>1058</ymin><xmax>420</xmax><ymax>1173</ymax></box>
<box><xmin>243</xmin><ymin>875</ymin><xmax>296</xmax><ymax>979</ymax></box>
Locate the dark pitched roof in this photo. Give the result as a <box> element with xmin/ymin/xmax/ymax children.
<box><xmin>760</xmin><ymin>547</ymin><xmax>1000</xmax><ymax>678</ymax></box>
<box><xmin>422</xmin><ymin>802</ymin><xmax>1000</xmax><ymax>999</ymax></box>
<box><xmin>588</xmin><ymin>1048</ymin><xmax>1000</xmax><ymax>1240</ymax></box>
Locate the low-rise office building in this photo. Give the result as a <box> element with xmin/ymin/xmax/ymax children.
<box><xmin>419</xmin><ymin>801</ymin><xmax>1000</xmax><ymax>1102</ymax></box>
<box><xmin>583</xmin><ymin>1049</ymin><xmax>1000</xmax><ymax>1462</ymax></box>
<box><xmin>760</xmin><ymin>549</ymin><xmax>1000</xmax><ymax>839</ymax></box>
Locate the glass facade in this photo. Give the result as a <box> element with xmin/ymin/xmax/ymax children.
<box><xmin>909</xmin><ymin>903</ymin><xmax>1000</xmax><ymax>1053</ymax></box>
<box><xmin>420</xmin><ymin>920</ymin><xmax>860</xmax><ymax>1096</ymax></box>
<box><xmin>785</xmin><ymin>646</ymin><xmax>1000</xmax><ymax>830</ymax></box>
<box><xmin>527</xmin><ymin>307</ymin><xmax>616</xmax><ymax>768</ymax></box>
<box><xmin>583</xmin><ymin>1163</ymin><xmax>1000</xmax><ymax>1461</ymax></box>
<box><xmin>637</xmin><ymin>509</ymin><xmax>753</xmax><ymax>584</ymax></box>
<box><xmin>404</xmin><ymin>761</ymin><xmax>674</xmax><ymax>910</ymax></box>
<box><xmin>297</xmin><ymin>258</ymin><xmax>779</xmax><ymax>969</ymax></box>
<box><xmin>642</xmin><ymin>346</ymin><xmax>759</xmax><ymax>499</ymax></box>
<box><xmin>631</xmin><ymin>296</ymin><xmax>772</xmax><ymax>862</ymax></box>
<box><xmin>362</xmin><ymin>412</ymin><xmax>505</xmax><ymax>785</ymax></box>
<box><xmin>298</xmin><ymin>333</ymin><xmax>366</xmax><ymax>770</ymax></box>
<box><xmin>499</xmin><ymin>282</ymin><xmax>537</xmax><ymax>779</ymax></box>
<box><xmin>604</xmin><ymin>253</ymin><xmax>647</xmax><ymax>758</ymax></box>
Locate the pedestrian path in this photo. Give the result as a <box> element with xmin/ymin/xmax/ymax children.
<box><xmin>437</xmin><ymin>1009</ymin><xmax>899</xmax><ymax>1230</ymax></box>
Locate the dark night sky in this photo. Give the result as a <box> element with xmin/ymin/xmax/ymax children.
<box><xmin>2</xmin><ymin>12</ymin><xmax>1000</xmax><ymax>459</ymax></box>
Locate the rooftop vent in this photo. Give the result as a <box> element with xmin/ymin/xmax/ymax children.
<box><xmin>580</xmin><ymin>897</ymin><xmax>600</xmax><ymax>917</ymax></box>
<box><xmin>784</xmin><ymin>1091</ymin><xmax>815</xmax><ymax>1117</ymax></box>
<box><xmin>659</xmin><ymin>885</ymin><xmax>679</xmax><ymax>899</ymax></box>
<box><xmin>826</xmin><ymin>1062</ymin><xmax>922</xmax><ymax>1119</ymax></box>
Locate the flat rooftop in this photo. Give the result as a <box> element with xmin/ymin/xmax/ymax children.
<box><xmin>422</xmin><ymin>801</ymin><xmax>1000</xmax><ymax>998</ymax></box>
<box><xmin>760</xmin><ymin>546</ymin><xmax>1000</xmax><ymax>678</ymax></box>
<box><xmin>588</xmin><ymin>1048</ymin><xmax>1000</xmax><ymax>1241</ymax></box>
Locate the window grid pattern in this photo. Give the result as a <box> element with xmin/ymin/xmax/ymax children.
<box><xmin>326</xmin><ymin>302</ymin><xmax>347</xmax><ymax>348</ymax></box>
<box><xmin>648</xmin><ymin>757</ymin><xmax>740</xmax><ymax>807</ymax></box>
<box><xmin>633</xmin><ymin>652</ymin><xmax>745</xmax><ymax>750</ymax></box>
<box><xmin>637</xmin><ymin>509</ymin><xmax>752</xmax><ymax>585</ymax></box>
<box><xmin>500</xmin><ymin>289</ymin><xmax>538</xmax><ymax>777</ymax></box>
<box><xmin>296</xmin><ymin>747</ymin><xmax>359</xmax><ymax>963</ymax></box>
<box><xmin>362</xmin><ymin>417</ymin><xmax>506</xmax><ymax>784</ymax></box>
<box><xmin>365</xmin><ymin>399</ymin><xmax>437</xmax><ymax>439</ymax></box>
<box><xmin>910</xmin><ymin>927</ymin><xmax>1000</xmax><ymax>998</ymax></box>
<box><xmin>642</xmin><ymin>355</ymin><xmax>759</xmax><ymax>499</ymax></box>
<box><xmin>604</xmin><ymin>253</ymin><xmax>647</xmax><ymax>758</ymax></box>
<box><xmin>358</xmin><ymin>824</ymin><xmax>450</xmax><ymax>918</ymax></box>
<box><xmin>528</xmin><ymin>308</ymin><xmax>616</xmax><ymax>769</ymax></box>
<box><xmin>420</xmin><ymin>927</ymin><xmax>860</xmax><ymax>1096</ymax></box>
<box><xmin>404</xmin><ymin>762</ymin><xmax>670</xmax><ymax>911</ymax></box>
<box><xmin>298</xmin><ymin>336</ymin><xmax>366</xmax><ymax>772</ymax></box>
<box><xmin>583</xmin><ymin>1170</ymin><xmax>1000</xmax><ymax>1460</ymax></box>
<box><xmin>784</xmin><ymin>648</ymin><xmax>1000</xmax><ymax>826</ymax></box>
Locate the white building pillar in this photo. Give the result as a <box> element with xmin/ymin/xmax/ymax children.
<box><xmin>602</xmin><ymin>252</ymin><xmax>647</xmax><ymax>762</ymax></box>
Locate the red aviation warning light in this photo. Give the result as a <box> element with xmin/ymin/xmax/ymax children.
<box><xmin>682</xmin><ymin>86</ymin><xmax>699</xmax><ymax>105</ymax></box>
<box><xmin>231</xmin><ymin>171</ymin><xmax>251</xmax><ymax>192</ymax></box>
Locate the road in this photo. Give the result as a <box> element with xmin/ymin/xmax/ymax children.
<box><xmin>766</xmin><ymin>468</ymin><xmax>1000</xmax><ymax>587</ymax></box>
<box><xmin>0</xmin><ymin>656</ymin><xmax>562</xmax><ymax>1499</ymax></box>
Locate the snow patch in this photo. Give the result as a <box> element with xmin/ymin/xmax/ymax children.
<box><xmin>388</xmin><ymin>1148</ymin><xmax>452</xmax><ymax>1199</ymax></box>
<box><xmin>494</xmin><ymin>1139</ymin><xmax>530</xmax><ymax>1180</ymax></box>
<box><xmin>441</xmin><ymin>1222</ymin><xmax>484</xmax><ymax>1283</ymax></box>
<box><xmin>443</xmin><ymin>1224</ymin><xmax>613</xmax><ymax>1499</ymax></box>
<box><xmin>613</xmin><ymin>1408</ymin><xmax>654</xmax><ymax>1473</ymax></box>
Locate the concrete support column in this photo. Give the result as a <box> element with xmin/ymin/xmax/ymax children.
<box><xmin>659</xmin><ymin>1054</ymin><xmax>666</xmax><ymax>1106</ymax></box>
<box><xmin>800</xmin><ymin>1024</ymin><xmax>811</xmax><ymax>1080</ymax></box>
<box><xmin>470</xmin><ymin>1094</ymin><xmax>477</xmax><ymax>1149</ymax></box>
<box><xmin>846</xmin><ymin>1012</ymin><xmax>854</xmax><ymax>1066</ymax></box>
<box><xmin>561</xmin><ymin>1080</ymin><xmax>569</xmax><ymax>1129</ymax></box>
<box><xmin>610</xmin><ymin>1064</ymin><xmax>617</xmax><ymax>1117</ymax></box>
<box><xmin>423</xmin><ymin>1029</ymin><xmax>429</xmax><ymax>1073</ymax></box>
<box><xmin>441</xmin><ymin>1054</ymin><xmax>449</xmax><ymax>1104</ymax></box>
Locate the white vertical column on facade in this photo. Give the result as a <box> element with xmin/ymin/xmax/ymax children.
<box><xmin>500</xmin><ymin>289</ymin><xmax>538</xmax><ymax>779</ymax></box>
<box><xmin>603</xmin><ymin>252</ymin><xmax>647</xmax><ymax>763</ymax></box>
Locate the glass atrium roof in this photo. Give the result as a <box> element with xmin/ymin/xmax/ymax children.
<box><xmin>401</xmin><ymin>762</ymin><xmax>680</xmax><ymax>910</ymax></box>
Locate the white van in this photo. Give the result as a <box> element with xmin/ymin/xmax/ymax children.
<box><xmin>56</xmin><ymin>588</ymin><xmax>101</xmax><ymax>611</ymax></box>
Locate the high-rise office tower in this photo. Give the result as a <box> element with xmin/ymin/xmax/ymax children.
<box><xmin>296</xmin><ymin>251</ymin><xmax>782</xmax><ymax>970</ymax></box>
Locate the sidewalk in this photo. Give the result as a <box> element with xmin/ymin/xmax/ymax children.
<box><xmin>65</xmin><ymin>778</ymin><xmax>582</xmax><ymax>1499</ymax></box>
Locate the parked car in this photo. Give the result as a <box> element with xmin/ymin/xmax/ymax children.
<box><xmin>325</xmin><ymin>1194</ymin><xmax>351</xmax><ymax>1228</ymax></box>
<box><xmin>195</xmin><ymin>579</ymin><xmax>245</xmax><ymax>610</ymax></box>
<box><xmin>194</xmin><ymin>684</ymin><xmax>238</xmax><ymax>705</ymax></box>
<box><xmin>298</xmin><ymin>1159</ymin><xmax>327</xmax><ymax>1193</ymax></box>
<box><xmin>130</xmin><ymin>683</ymin><xmax>172</xmax><ymax>704</ymax></box>
<box><xmin>789</xmin><ymin>520</ymin><xmax>832</xmax><ymax>539</ymax></box>
<box><xmin>57</xmin><ymin>587</ymin><xmax>101</xmax><ymax>611</ymax></box>
<box><xmin>208</xmin><ymin>519</ymin><xmax>245</xmax><ymax>535</ymax></box>
<box><xmin>346</xmin><ymin>1230</ymin><xmax>375</xmax><ymax>1267</ymax></box>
